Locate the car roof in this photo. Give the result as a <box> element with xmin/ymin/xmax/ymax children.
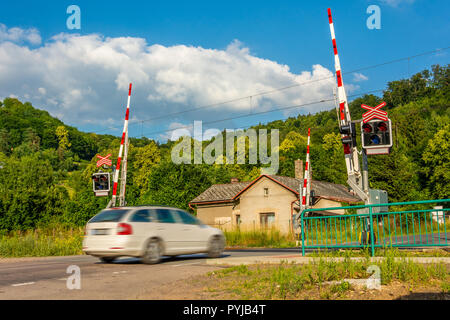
<box><xmin>106</xmin><ymin>205</ymin><xmax>184</xmax><ymax>210</ymax></box>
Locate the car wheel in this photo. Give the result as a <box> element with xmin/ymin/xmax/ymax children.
<box><xmin>141</xmin><ymin>239</ymin><xmax>162</xmax><ymax>264</ymax></box>
<box><xmin>100</xmin><ymin>257</ymin><xmax>116</xmax><ymax>263</ymax></box>
<box><xmin>208</xmin><ymin>236</ymin><xmax>224</xmax><ymax>258</ymax></box>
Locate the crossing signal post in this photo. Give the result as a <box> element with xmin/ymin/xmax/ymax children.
<box><xmin>92</xmin><ymin>172</ymin><xmax>110</xmax><ymax>197</ymax></box>
<box><xmin>339</xmin><ymin>122</ymin><xmax>356</xmax><ymax>155</ymax></box>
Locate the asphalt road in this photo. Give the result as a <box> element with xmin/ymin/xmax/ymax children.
<box><xmin>0</xmin><ymin>248</ymin><xmax>301</xmax><ymax>300</ymax></box>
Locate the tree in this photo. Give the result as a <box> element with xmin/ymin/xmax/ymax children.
<box><xmin>312</xmin><ymin>133</ymin><xmax>347</xmax><ymax>185</ymax></box>
<box><xmin>367</xmin><ymin>150</ymin><xmax>422</xmax><ymax>202</ymax></box>
<box><xmin>0</xmin><ymin>129</ymin><xmax>11</xmax><ymax>155</ymax></box>
<box><xmin>278</xmin><ymin>131</ymin><xmax>307</xmax><ymax>177</ymax></box>
<box><xmin>0</xmin><ymin>154</ymin><xmax>68</xmax><ymax>230</ymax></box>
<box><xmin>140</xmin><ymin>160</ymin><xmax>212</xmax><ymax>212</ymax></box>
<box><xmin>55</xmin><ymin>126</ymin><xmax>71</xmax><ymax>160</ymax></box>
<box><xmin>132</xmin><ymin>141</ymin><xmax>161</xmax><ymax>195</ymax></box>
<box><xmin>422</xmin><ymin>124</ymin><xmax>450</xmax><ymax>199</ymax></box>
<box><xmin>23</xmin><ymin>128</ymin><xmax>41</xmax><ymax>152</ymax></box>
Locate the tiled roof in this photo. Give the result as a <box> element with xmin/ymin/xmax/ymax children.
<box><xmin>267</xmin><ymin>175</ymin><xmax>361</xmax><ymax>203</ymax></box>
<box><xmin>190</xmin><ymin>181</ymin><xmax>250</xmax><ymax>203</ymax></box>
<box><xmin>190</xmin><ymin>175</ymin><xmax>361</xmax><ymax>204</ymax></box>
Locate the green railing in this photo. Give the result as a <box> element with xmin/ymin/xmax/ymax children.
<box><xmin>300</xmin><ymin>199</ymin><xmax>450</xmax><ymax>256</ymax></box>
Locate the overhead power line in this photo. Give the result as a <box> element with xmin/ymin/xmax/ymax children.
<box><xmin>135</xmin><ymin>88</ymin><xmax>384</xmax><ymax>139</ymax></box>
<box><xmin>94</xmin><ymin>46</ymin><xmax>450</xmax><ymax>135</ymax></box>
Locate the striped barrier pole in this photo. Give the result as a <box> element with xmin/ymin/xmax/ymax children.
<box><xmin>111</xmin><ymin>83</ymin><xmax>132</xmax><ymax>207</ymax></box>
<box><xmin>327</xmin><ymin>8</ymin><xmax>357</xmax><ymax>175</ymax></box>
<box><xmin>300</xmin><ymin>128</ymin><xmax>311</xmax><ymax>213</ymax></box>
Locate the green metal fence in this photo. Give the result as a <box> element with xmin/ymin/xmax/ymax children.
<box><xmin>300</xmin><ymin>199</ymin><xmax>450</xmax><ymax>256</ymax></box>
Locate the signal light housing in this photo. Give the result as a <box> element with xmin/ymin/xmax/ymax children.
<box><xmin>340</xmin><ymin>122</ymin><xmax>356</xmax><ymax>154</ymax></box>
<box><xmin>361</xmin><ymin>119</ymin><xmax>393</xmax><ymax>155</ymax></box>
<box><xmin>92</xmin><ymin>172</ymin><xmax>110</xmax><ymax>196</ymax></box>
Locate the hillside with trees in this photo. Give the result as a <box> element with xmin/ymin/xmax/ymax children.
<box><xmin>0</xmin><ymin>64</ymin><xmax>448</xmax><ymax>231</ymax></box>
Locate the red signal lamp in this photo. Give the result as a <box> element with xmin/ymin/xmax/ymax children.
<box><xmin>377</xmin><ymin>122</ymin><xmax>388</xmax><ymax>132</ymax></box>
<box><xmin>362</xmin><ymin>123</ymin><xmax>372</xmax><ymax>133</ymax></box>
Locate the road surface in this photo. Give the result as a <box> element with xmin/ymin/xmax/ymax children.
<box><xmin>0</xmin><ymin>248</ymin><xmax>301</xmax><ymax>300</ymax></box>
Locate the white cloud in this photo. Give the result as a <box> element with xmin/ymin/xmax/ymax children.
<box><xmin>352</xmin><ymin>72</ymin><xmax>369</xmax><ymax>82</ymax></box>
<box><xmin>0</xmin><ymin>26</ymin><xmax>343</xmax><ymax>138</ymax></box>
<box><xmin>38</xmin><ymin>87</ymin><xmax>46</xmax><ymax>95</ymax></box>
<box><xmin>0</xmin><ymin>24</ymin><xmax>41</xmax><ymax>45</ymax></box>
<box><xmin>379</xmin><ymin>0</ymin><xmax>415</xmax><ymax>7</ymax></box>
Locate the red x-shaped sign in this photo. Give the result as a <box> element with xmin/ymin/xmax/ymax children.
<box><xmin>361</xmin><ymin>102</ymin><xmax>388</xmax><ymax>123</ymax></box>
<box><xmin>96</xmin><ymin>153</ymin><xmax>112</xmax><ymax>167</ymax></box>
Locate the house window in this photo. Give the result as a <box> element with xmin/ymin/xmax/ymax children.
<box><xmin>260</xmin><ymin>213</ymin><xmax>275</xmax><ymax>229</ymax></box>
<box><xmin>235</xmin><ymin>214</ymin><xmax>241</xmax><ymax>227</ymax></box>
<box><xmin>264</xmin><ymin>188</ymin><xmax>269</xmax><ymax>197</ymax></box>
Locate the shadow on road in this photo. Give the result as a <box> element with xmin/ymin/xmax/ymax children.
<box><xmin>95</xmin><ymin>253</ymin><xmax>231</xmax><ymax>265</ymax></box>
<box><xmin>395</xmin><ymin>292</ymin><xmax>450</xmax><ymax>300</ymax></box>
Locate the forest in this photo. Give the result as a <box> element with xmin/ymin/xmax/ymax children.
<box><xmin>0</xmin><ymin>65</ymin><xmax>448</xmax><ymax>231</ymax></box>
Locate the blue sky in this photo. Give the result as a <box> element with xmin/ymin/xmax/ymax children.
<box><xmin>0</xmin><ymin>0</ymin><xmax>448</xmax><ymax>140</ymax></box>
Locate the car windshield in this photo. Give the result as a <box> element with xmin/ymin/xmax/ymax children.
<box><xmin>89</xmin><ymin>209</ymin><xmax>129</xmax><ymax>223</ymax></box>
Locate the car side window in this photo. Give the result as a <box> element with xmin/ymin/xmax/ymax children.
<box><xmin>130</xmin><ymin>209</ymin><xmax>151</xmax><ymax>223</ymax></box>
<box><xmin>175</xmin><ymin>210</ymin><xmax>199</xmax><ymax>225</ymax></box>
<box><xmin>154</xmin><ymin>209</ymin><xmax>176</xmax><ymax>223</ymax></box>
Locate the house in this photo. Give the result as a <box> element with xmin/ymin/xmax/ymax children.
<box><xmin>189</xmin><ymin>161</ymin><xmax>361</xmax><ymax>234</ymax></box>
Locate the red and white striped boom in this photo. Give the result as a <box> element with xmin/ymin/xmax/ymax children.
<box><xmin>300</xmin><ymin>128</ymin><xmax>311</xmax><ymax>212</ymax></box>
<box><xmin>327</xmin><ymin>8</ymin><xmax>366</xmax><ymax>202</ymax></box>
<box><xmin>328</xmin><ymin>8</ymin><xmax>351</xmax><ymax>126</ymax></box>
<box><xmin>111</xmin><ymin>83</ymin><xmax>132</xmax><ymax>207</ymax></box>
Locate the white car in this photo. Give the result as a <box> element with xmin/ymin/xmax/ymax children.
<box><xmin>82</xmin><ymin>206</ymin><xmax>225</xmax><ymax>264</ymax></box>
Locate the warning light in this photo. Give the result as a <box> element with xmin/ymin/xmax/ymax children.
<box><xmin>92</xmin><ymin>172</ymin><xmax>110</xmax><ymax>196</ymax></box>
<box><xmin>377</xmin><ymin>122</ymin><xmax>387</xmax><ymax>132</ymax></box>
<box><xmin>362</xmin><ymin>123</ymin><xmax>372</xmax><ymax>133</ymax></box>
<box><xmin>343</xmin><ymin>143</ymin><xmax>351</xmax><ymax>154</ymax></box>
<box><xmin>370</xmin><ymin>135</ymin><xmax>381</xmax><ymax>145</ymax></box>
<box><xmin>361</xmin><ymin>119</ymin><xmax>393</xmax><ymax>155</ymax></box>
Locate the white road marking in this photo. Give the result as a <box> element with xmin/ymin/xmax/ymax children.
<box><xmin>113</xmin><ymin>271</ymin><xmax>127</xmax><ymax>274</ymax></box>
<box><xmin>171</xmin><ymin>262</ymin><xmax>200</xmax><ymax>267</ymax></box>
<box><xmin>11</xmin><ymin>282</ymin><xmax>35</xmax><ymax>287</ymax></box>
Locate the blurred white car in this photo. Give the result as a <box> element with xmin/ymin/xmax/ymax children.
<box><xmin>82</xmin><ymin>206</ymin><xmax>225</xmax><ymax>264</ymax></box>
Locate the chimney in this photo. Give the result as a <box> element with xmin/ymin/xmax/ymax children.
<box><xmin>231</xmin><ymin>178</ymin><xmax>239</xmax><ymax>184</ymax></box>
<box><xmin>294</xmin><ymin>159</ymin><xmax>303</xmax><ymax>180</ymax></box>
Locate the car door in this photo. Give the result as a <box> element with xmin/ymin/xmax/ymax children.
<box><xmin>127</xmin><ymin>209</ymin><xmax>153</xmax><ymax>253</ymax></box>
<box><xmin>153</xmin><ymin>208</ymin><xmax>185</xmax><ymax>254</ymax></box>
<box><xmin>172</xmin><ymin>209</ymin><xmax>210</xmax><ymax>252</ymax></box>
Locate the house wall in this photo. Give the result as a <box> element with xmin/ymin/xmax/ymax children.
<box><xmin>236</xmin><ymin>177</ymin><xmax>297</xmax><ymax>234</ymax></box>
<box><xmin>313</xmin><ymin>198</ymin><xmax>344</xmax><ymax>214</ymax></box>
<box><xmin>196</xmin><ymin>203</ymin><xmax>234</xmax><ymax>230</ymax></box>
<box><xmin>195</xmin><ymin>178</ymin><xmax>349</xmax><ymax>234</ymax></box>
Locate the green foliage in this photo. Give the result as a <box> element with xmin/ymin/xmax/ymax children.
<box><xmin>0</xmin><ymin>64</ymin><xmax>448</xmax><ymax>232</ymax></box>
<box><xmin>422</xmin><ymin>124</ymin><xmax>450</xmax><ymax>199</ymax></box>
<box><xmin>139</xmin><ymin>160</ymin><xmax>212</xmax><ymax>211</ymax></box>
<box><xmin>209</xmin><ymin>256</ymin><xmax>448</xmax><ymax>300</ymax></box>
<box><xmin>0</xmin><ymin>153</ymin><xmax>68</xmax><ymax>230</ymax></box>
<box><xmin>132</xmin><ymin>141</ymin><xmax>161</xmax><ymax>195</ymax></box>
<box><xmin>0</xmin><ymin>227</ymin><xmax>83</xmax><ymax>257</ymax></box>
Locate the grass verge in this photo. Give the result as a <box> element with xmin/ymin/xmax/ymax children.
<box><xmin>224</xmin><ymin>229</ymin><xmax>296</xmax><ymax>248</ymax></box>
<box><xmin>204</xmin><ymin>255</ymin><xmax>449</xmax><ymax>300</ymax></box>
<box><xmin>0</xmin><ymin>227</ymin><xmax>84</xmax><ymax>257</ymax></box>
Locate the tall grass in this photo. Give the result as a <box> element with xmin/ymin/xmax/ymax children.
<box><xmin>0</xmin><ymin>227</ymin><xmax>84</xmax><ymax>257</ymax></box>
<box><xmin>209</xmin><ymin>253</ymin><xmax>449</xmax><ymax>299</ymax></box>
<box><xmin>302</xmin><ymin>213</ymin><xmax>450</xmax><ymax>247</ymax></box>
<box><xmin>224</xmin><ymin>228</ymin><xmax>296</xmax><ymax>248</ymax></box>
